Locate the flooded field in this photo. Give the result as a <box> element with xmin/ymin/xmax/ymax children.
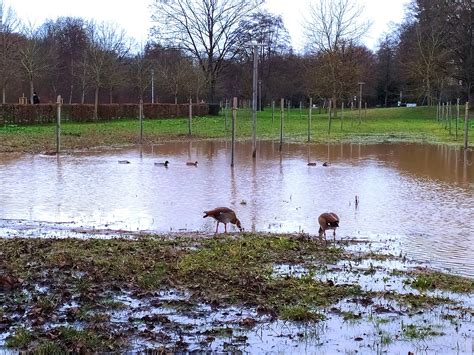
<box><xmin>0</xmin><ymin>141</ymin><xmax>473</xmax><ymax>277</ymax></box>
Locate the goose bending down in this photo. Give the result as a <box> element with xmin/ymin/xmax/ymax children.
<box><xmin>203</xmin><ymin>207</ymin><xmax>243</xmax><ymax>234</ymax></box>
<box><xmin>186</xmin><ymin>161</ymin><xmax>198</xmax><ymax>166</ymax></box>
<box><xmin>307</xmin><ymin>162</ymin><xmax>317</xmax><ymax>166</ymax></box>
<box><xmin>154</xmin><ymin>160</ymin><xmax>169</xmax><ymax>167</ymax></box>
<box><xmin>318</xmin><ymin>212</ymin><xmax>339</xmax><ymax>242</ymax></box>
<box><xmin>118</xmin><ymin>160</ymin><xmax>130</xmax><ymax>164</ymax></box>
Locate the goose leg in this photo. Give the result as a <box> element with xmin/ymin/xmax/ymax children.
<box><xmin>224</xmin><ymin>223</ymin><xmax>227</xmax><ymax>234</ymax></box>
<box><xmin>215</xmin><ymin>222</ymin><xmax>219</xmax><ymax>234</ymax></box>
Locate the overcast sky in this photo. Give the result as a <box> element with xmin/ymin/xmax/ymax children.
<box><xmin>8</xmin><ymin>0</ymin><xmax>409</xmax><ymax>51</ymax></box>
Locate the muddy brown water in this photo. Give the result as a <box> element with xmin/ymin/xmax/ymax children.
<box><xmin>0</xmin><ymin>141</ymin><xmax>473</xmax><ymax>277</ymax></box>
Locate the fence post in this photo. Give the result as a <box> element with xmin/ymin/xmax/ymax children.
<box><xmin>272</xmin><ymin>100</ymin><xmax>275</xmax><ymax>124</ymax></box>
<box><xmin>225</xmin><ymin>98</ymin><xmax>229</xmax><ymax>130</ymax></box>
<box><xmin>231</xmin><ymin>97</ymin><xmax>237</xmax><ymax>167</ymax></box>
<box><xmin>56</xmin><ymin>95</ymin><xmax>61</xmax><ymax>153</ymax></box>
<box><xmin>464</xmin><ymin>102</ymin><xmax>469</xmax><ymax>149</ymax></box>
<box><xmin>341</xmin><ymin>102</ymin><xmax>344</xmax><ymax>131</ymax></box>
<box><xmin>279</xmin><ymin>98</ymin><xmax>284</xmax><ymax>151</ymax></box>
<box><xmin>188</xmin><ymin>97</ymin><xmax>192</xmax><ymax>136</ymax></box>
<box><xmin>456</xmin><ymin>98</ymin><xmax>460</xmax><ymax>140</ymax></box>
<box><xmin>139</xmin><ymin>99</ymin><xmax>144</xmax><ymax>143</ymax></box>
<box><xmin>328</xmin><ymin>99</ymin><xmax>332</xmax><ymax>135</ymax></box>
<box><xmin>308</xmin><ymin>97</ymin><xmax>312</xmax><ymax>142</ymax></box>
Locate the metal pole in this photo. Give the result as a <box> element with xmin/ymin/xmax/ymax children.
<box><xmin>252</xmin><ymin>43</ymin><xmax>258</xmax><ymax>159</ymax></box>
<box><xmin>56</xmin><ymin>95</ymin><xmax>61</xmax><ymax>153</ymax></box>
<box><xmin>231</xmin><ymin>97</ymin><xmax>237</xmax><ymax>167</ymax></box>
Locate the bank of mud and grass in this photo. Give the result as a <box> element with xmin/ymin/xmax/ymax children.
<box><xmin>0</xmin><ymin>106</ymin><xmax>471</xmax><ymax>153</ymax></box>
<box><xmin>1</xmin><ymin>233</ymin><xmax>473</xmax><ymax>353</ymax></box>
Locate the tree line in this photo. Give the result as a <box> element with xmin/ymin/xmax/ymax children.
<box><xmin>1</xmin><ymin>0</ymin><xmax>472</xmax><ymax>113</ymax></box>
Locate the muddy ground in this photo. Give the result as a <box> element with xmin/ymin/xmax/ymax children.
<box><xmin>1</xmin><ymin>232</ymin><xmax>473</xmax><ymax>354</ymax></box>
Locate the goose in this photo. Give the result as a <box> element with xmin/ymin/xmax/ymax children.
<box><xmin>186</xmin><ymin>161</ymin><xmax>198</xmax><ymax>166</ymax></box>
<box><xmin>118</xmin><ymin>160</ymin><xmax>130</xmax><ymax>164</ymax></box>
<box><xmin>203</xmin><ymin>207</ymin><xmax>243</xmax><ymax>234</ymax></box>
<box><xmin>154</xmin><ymin>160</ymin><xmax>169</xmax><ymax>167</ymax></box>
<box><xmin>307</xmin><ymin>162</ymin><xmax>317</xmax><ymax>166</ymax></box>
<box><xmin>322</xmin><ymin>162</ymin><xmax>329</xmax><ymax>167</ymax></box>
<box><xmin>318</xmin><ymin>212</ymin><xmax>339</xmax><ymax>242</ymax></box>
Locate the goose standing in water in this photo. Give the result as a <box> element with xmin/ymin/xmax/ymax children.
<box><xmin>318</xmin><ymin>212</ymin><xmax>339</xmax><ymax>242</ymax></box>
<box><xmin>203</xmin><ymin>207</ymin><xmax>243</xmax><ymax>234</ymax></box>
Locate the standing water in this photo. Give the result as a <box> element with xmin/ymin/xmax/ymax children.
<box><xmin>0</xmin><ymin>141</ymin><xmax>473</xmax><ymax>276</ymax></box>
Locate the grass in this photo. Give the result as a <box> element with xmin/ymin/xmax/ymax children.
<box><xmin>5</xmin><ymin>327</ymin><xmax>32</xmax><ymax>348</ymax></box>
<box><xmin>406</xmin><ymin>270</ymin><xmax>474</xmax><ymax>293</ymax></box>
<box><xmin>0</xmin><ymin>106</ymin><xmax>471</xmax><ymax>152</ymax></box>
<box><xmin>402</xmin><ymin>323</ymin><xmax>445</xmax><ymax>339</ymax></box>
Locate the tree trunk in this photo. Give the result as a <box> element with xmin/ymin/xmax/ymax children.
<box><xmin>30</xmin><ymin>80</ymin><xmax>34</xmax><ymax>104</ymax></box>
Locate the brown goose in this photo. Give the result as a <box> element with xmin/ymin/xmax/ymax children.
<box><xmin>186</xmin><ymin>161</ymin><xmax>198</xmax><ymax>166</ymax></box>
<box><xmin>203</xmin><ymin>207</ymin><xmax>243</xmax><ymax>234</ymax></box>
<box><xmin>318</xmin><ymin>212</ymin><xmax>339</xmax><ymax>241</ymax></box>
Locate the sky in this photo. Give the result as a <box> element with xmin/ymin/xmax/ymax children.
<box><xmin>8</xmin><ymin>0</ymin><xmax>409</xmax><ymax>51</ymax></box>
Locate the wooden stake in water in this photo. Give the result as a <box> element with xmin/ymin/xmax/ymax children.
<box><xmin>308</xmin><ymin>97</ymin><xmax>312</xmax><ymax>142</ymax></box>
<box><xmin>464</xmin><ymin>102</ymin><xmax>469</xmax><ymax>149</ymax></box>
<box><xmin>364</xmin><ymin>102</ymin><xmax>367</xmax><ymax>120</ymax></box>
<box><xmin>231</xmin><ymin>97</ymin><xmax>237</xmax><ymax>167</ymax></box>
<box><xmin>279</xmin><ymin>98</ymin><xmax>284</xmax><ymax>151</ymax></box>
<box><xmin>299</xmin><ymin>101</ymin><xmax>302</xmax><ymax>120</ymax></box>
<box><xmin>188</xmin><ymin>97</ymin><xmax>192</xmax><ymax>136</ymax></box>
<box><xmin>56</xmin><ymin>95</ymin><xmax>62</xmax><ymax>153</ymax></box>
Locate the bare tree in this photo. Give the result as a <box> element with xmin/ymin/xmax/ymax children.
<box><xmin>150</xmin><ymin>0</ymin><xmax>264</xmax><ymax>101</ymax></box>
<box><xmin>304</xmin><ymin>0</ymin><xmax>370</xmax><ymax>109</ymax></box>
<box><xmin>19</xmin><ymin>24</ymin><xmax>51</xmax><ymax>104</ymax></box>
<box><xmin>86</xmin><ymin>21</ymin><xmax>129</xmax><ymax>118</ymax></box>
<box><xmin>449</xmin><ymin>0</ymin><xmax>474</xmax><ymax>103</ymax></box>
<box><xmin>0</xmin><ymin>1</ymin><xmax>21</xmax><ymax>103</ymax></box>
<box><xmin>129</xmin><ymin>47</ymin><xmax>153</xmax><ymax>101</ymax></box>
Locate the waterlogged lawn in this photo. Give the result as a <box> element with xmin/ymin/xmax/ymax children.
<box><xmin>0</xmin><ymin>106</ymin><xmax>471</xmax><ymax>152</ymax></box>
<box><xmin>1</xmin><ymin>233</ymin><xmax>473</xmax><ymax>353</ymax></box>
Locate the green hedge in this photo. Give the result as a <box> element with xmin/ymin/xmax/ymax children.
<box><xmin>0</xmin><ymin>103</ymin><xmax>209</xmax><ymax>125</ymax></box>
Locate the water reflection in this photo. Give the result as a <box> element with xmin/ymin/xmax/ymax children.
<box><xmin>0</xmin><ymin>142</ymin><xmax>472</xmax><ymax>276</ymax></box>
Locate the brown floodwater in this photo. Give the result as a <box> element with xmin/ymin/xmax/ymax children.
<box><xmin>0</xmin><ymin>141</ymin><xmax>473</xmax><ymax>276</ymax></box>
